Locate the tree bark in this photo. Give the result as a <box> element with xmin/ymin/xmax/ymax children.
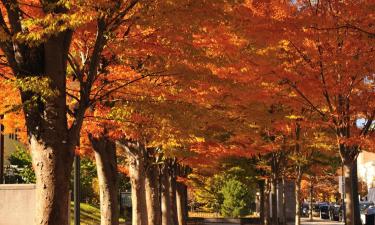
<box><xmin>145</xmin><ymin>155</ymin><xmax>162</xmax><ymax>225</ymax></box>
<box><xmin>343</xmin><ymin>161</ymin><xmax>355</xmax><ymax>225</ymax></box>
<box><xmin>176</xmin><ymin>181</ymin><xmax>188</xmax><ymax>225</ymax></box>
<box><xmin>120</xmin><ymin>142</ymin><xmax>149</xmax><ymax>225</ymax></box>
<box><xmin>90</xmin><ymin>135</ymin><xmax>119</xmax><ymax>225</ymax></box>
<box><xmin>161</xmin><ymin>164</ymin><xmax>172</xmax><ymax>225</ymax></box>
<box><xmin>351</xmin><ymin>160</ymin><xmax>361</xmax><ymax>225</ymax></box>
<box><xmin>31</xmin><ymin>138</ymin><xmax>73</xmax><ymax>225</ymax></box>
<box><xmin>282</xmin><ymin>177</ymin><xmax>286</xmax><ymax>225</ymax></box>
<box><xmin>129</xmin><ymin>156</ymin><xmax>149</xmax><ymax>225</ymax></box>
<box><xmin>295</xmin><ymin>172</ymin><xmax>302</xmax><ymax>225</ymax></box>
<box><xmin>264</xmin><ymin>179</ymin><xmax>271</xmax><ymax>225</ymax></box>
<box><xmin>169</xmin><ymin>162</ymin><xmax>179</xmax><ymax>225</ymax></box>
<box><xmin>27</xmin><ymin>31</ymin><xmax>74</xmax><ymax>225</ymax></box>
<box><xmin>271</xmin><ymin>176</ymin><xmax>278</xmax><ymax>225</ymax></box>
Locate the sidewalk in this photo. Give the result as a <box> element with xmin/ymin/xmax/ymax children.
<box><xmin>299</xmin><ymin>217</ymin><xmax>344</xmax><ymax>225</ymax></box>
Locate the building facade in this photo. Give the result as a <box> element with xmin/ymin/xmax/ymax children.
<box><xmin>357</xmin><ymin>151</ymin><xmax>375</xmax><ymax>190</ymax></box>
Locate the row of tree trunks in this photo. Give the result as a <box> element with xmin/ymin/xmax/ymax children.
<box><xmin>90</xmin><ymin>134</ymin><xmax>119</xmax><ymax>225</ymax></box>
<box><xmin>161</xmin><ymin>160</ymin><xmax>189</xmax><ymax>225</ymax></box>
<box><xmin>118</xmin><ymin>141</ymin><xmax>189</xmax><ymax>225</ymax></box>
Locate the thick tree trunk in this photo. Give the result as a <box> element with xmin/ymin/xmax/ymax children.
<box><xmin>342</xmin><ymin>159</ymin><xmax>361</xmax><ymax>225</ymax></box>
<box><xmin>344</xmin><ymin>162</ymin><xmax>355</xmax><ymax>225</ymax></box>
<box><xmin>176</xmin><ymin>181</ymin><xmax>188</xmax><ymax>225</ymax></box>
<box><xmin>259</xmin><ymin>181</ymin><xmax>265</xmax><ymax>224</ymax></box>
<box><xmin>28</xmin><ymin>32</ymin><xmax>74</xmax><ymax>225</ymax></box>
<box><xmin>351</xmin><ymin>161</ymin><xmax>361</xmax><ymax>225</ymax></box>
<box><xmin>118</xmin><ymin>141</ymin><xmax>150</xmax><ymax>225</ymax></box>
<box><xmin>129</xmin><ymin>155</ymin><xmax>149</xmax><ymax>225</ymax></box>
<box><xmin>271</xmin><ymin>176</ymin><xmax>278</xmax><ymax>225</ymax></box>
<box><xmin>161</xmin><ymin>164</ymin><xmax>172</xmax><ymax>225</ymax></box>
<box><xmin>90</xmin><ymin>135</ymin><xmax>119</xmax><ymax>225</ymax></box>
<box><xmin>145</xmin><ymin>161</ymin><xmax>162</xmax><ymax>225</ymax></box>
<box><xmin>31</xmin><ymin>138</ymin><xmax>73</xmax><ymax>225</ymax></box>
<box><xmin>295</xmin><ymin>174</ymin><xmax>302</xmax><ymax>225</ymax></box>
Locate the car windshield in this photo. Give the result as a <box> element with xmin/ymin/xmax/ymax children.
<box><xmin>360</xmin><ymin>202</ymin><xmax>374</xmax><ymax>212</ymax></box>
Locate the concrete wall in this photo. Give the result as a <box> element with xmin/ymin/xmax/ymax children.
<box><xmin>0</xmin><ymin>184</ymin><xmax>36</xmax><ymax>225</ymax></box>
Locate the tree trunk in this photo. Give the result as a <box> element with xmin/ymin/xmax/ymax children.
<box><xmin>161</xmin><ymin>164</ymin><xmax>172</xmax><ymax>225</ymax></box>
<box><xmin>295</xmin><ymin>173</ymin><xmax>302</xmax><ymax>225</ymax></box>
<box><xmin>264</xmin><ymin>179</ymin><xmax>271</xmax><ymax>225</ymax></box>
<box><xmin>271</xmin><ymin>176</ymin><xmax>278</xmax><ymax>225</ymax></box>
<box><xmin>31</xmin><ymin>138</ymin><xmax>73</xmax><ymax>225</ymax></box>
<box><xmin>282</xmin><ymin>177</ymin><xmax>286</xmax><ymax>225</ymax></box>
<box><xmin>118</xmin><ymin>141</ymin><xmax>150</xmax><ymax>225</ymax></box>
<box><xmin>90</xmin><ymin>135</ymin><xmax>119</xmax><ymax>225</ymax></box>
<box><xmin>259</xmin><ymin>180</ymin><xmax>265</xmax><ymax>224</ymax></box>
<box><xmin>344</xmin><ymin>161</ymin><xmax>355</xmax><ymax>225</ymax></box>
<box><xmin>169</xmin><ymin>163</ymin><xmax>179</xmax><ymax>225</ymax></box>
<box><xmin>309</xmin><ymin>178</ymin><xmax>313</xmax><ymax>221</ymax></box>
<box><xmin>145</xmin><ymin>161</ymin><xmax>162</xmax><ymax>225</ymax></box>
<box><xmin>351</xmin><ymin>160</ymin><xmax>361</xmax><ymax>225</ymax></box>
<box><xmin>342</xmin><ymin>159</ymin><xmax>361</xmax><ymax>225</ymax></box>
<box><xmin>0</xmin><ymin>2</ymin><xmax>77</xmax><ymax>224</ymax></box>
<box><xmin>176</xmin><ymin>181</ymin><xmax>188</xmax><ymax>225</ymax></box>
<box><xmin>23</xmin><ymin>30</ymin><xmax>74</xmax><ymax>225</ymax></box>
<box><xmin>129</xmin><ymin>155</ymin><xmax>149</xmax><ymax>225</ymax></box>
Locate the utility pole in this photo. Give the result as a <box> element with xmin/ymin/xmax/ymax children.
<box><xmin>74</xmin><ymin>153</ymin><xmax>80</xmax><ymax>225</ymax></box>
<box><xmin>0</xmin><ymin>114</ymin><xmax>4</xmax><ymax>184</ymax></box>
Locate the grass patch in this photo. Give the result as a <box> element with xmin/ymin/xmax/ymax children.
<box><xmin>70</xmin><ymin>202</ymin><xmax>126</xmax><ymax>225</ymax></box>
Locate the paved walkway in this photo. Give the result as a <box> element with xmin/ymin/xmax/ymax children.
<box><xmin>300</xmin><ymin>217</ymin><xmax>344</xmax><ymax>225</ymax></box>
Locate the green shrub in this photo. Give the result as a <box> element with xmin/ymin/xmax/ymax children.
<box><xmin>8</xmin><ymin>147</ymin><xmax>36</xmax><ymax>183</ymax></box>
<box><xmin>220</xmin><ymin>179</ymin><xmax>250</xmax><ymax>218</ymax></box>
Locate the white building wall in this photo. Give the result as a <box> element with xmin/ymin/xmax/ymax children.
<box><xmin>358</xmin><ymin>151</ymin><xmax>375</xmax><ymax>190</ymax></box>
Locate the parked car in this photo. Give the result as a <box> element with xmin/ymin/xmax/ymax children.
<box><xmin>312</xmin><ymin>203</ymin><xmax>320</xmax><ymax>217</ymax></box>
<box><xmin>301</xmin><ymin>203</ymin><xmax>309</xmax><ymax>217</ymax></box>
<box><xmin>360</xmin><ymin>201</ymin><xmax>374</xmax><ymax>225</ymax></box>
<box><xmin>329</xmin><ymin>204</ymin><xmax>343</xmax><ymax>221</ymax></box>
<box><xmin>320</xmin><ymin>204</ymin><xmax>330</xmax><ymax>219</ymax></box>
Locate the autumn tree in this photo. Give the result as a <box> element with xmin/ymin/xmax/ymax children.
<box><xmin>224</xmin><ymin>1</ymin><xmax>375</xmax><ymax>224</ymax></box>
<box><xmin>0</xmin><ymin>1</ymin><xmax>146</xmax><ymax>224</ymax></box>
